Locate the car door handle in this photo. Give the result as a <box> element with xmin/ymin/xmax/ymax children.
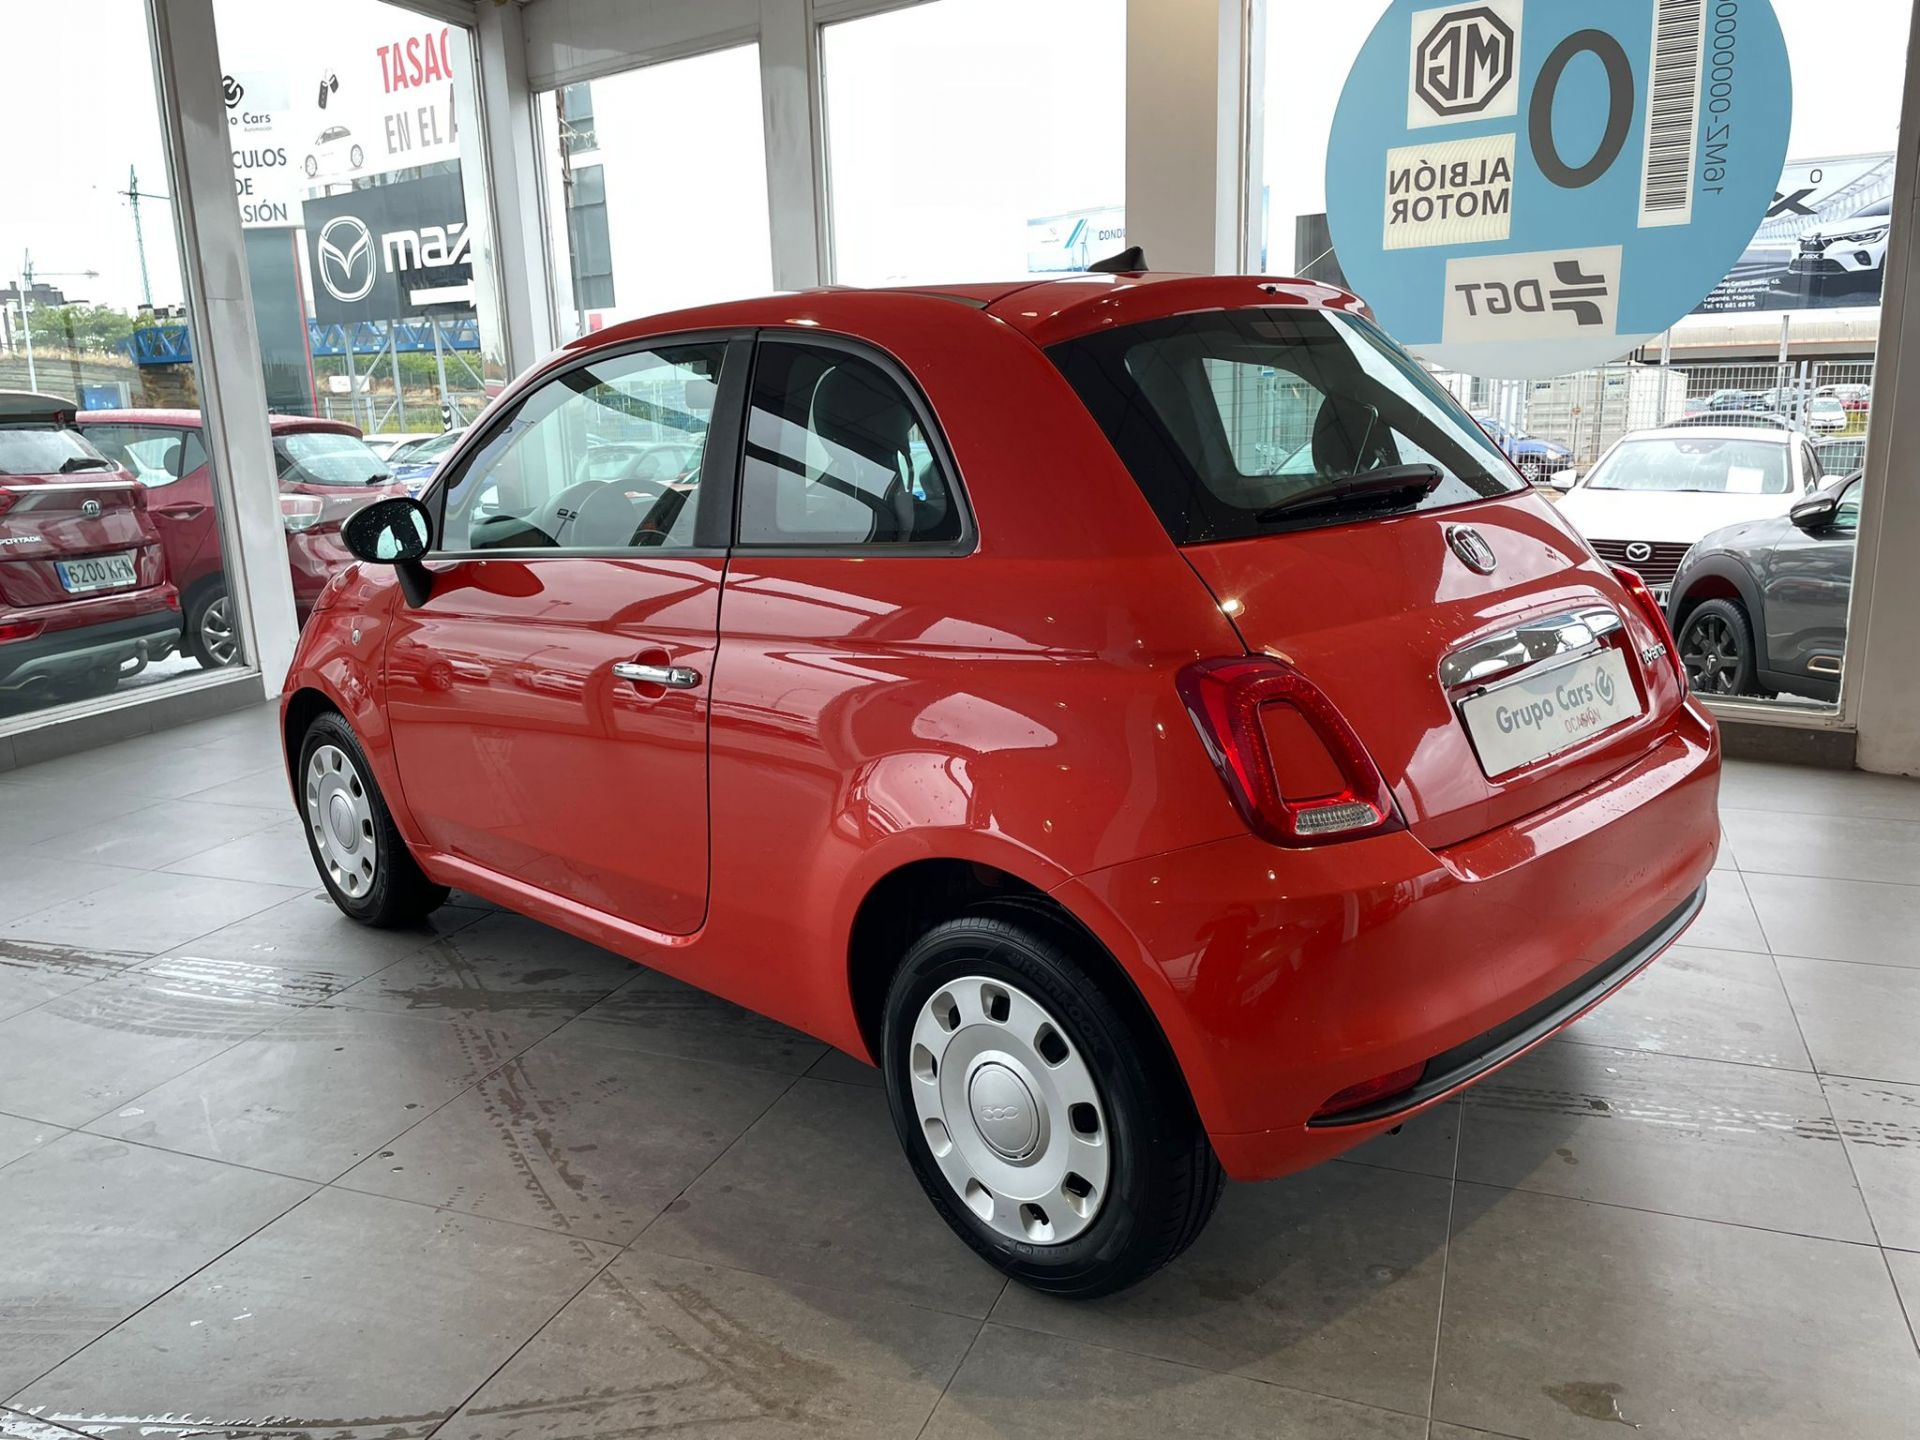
<box><xmin>612</xmin><ymin>661</ymin><xmax>701</xmax><ymax>688</ymax></box>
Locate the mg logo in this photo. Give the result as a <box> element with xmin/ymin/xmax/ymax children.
<box><xmin>1411</xmin><ymin>3</ymin><xmax>1520</xmax><ymax>126</ymax></box>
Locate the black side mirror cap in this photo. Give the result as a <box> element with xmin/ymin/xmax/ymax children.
<box><xmin>1790</xmin><ymin>495</ymin><xmax>1839</xmax><ymax>533</ymax></box>
<box><xmin>343</xmin><ymin>496</ymin><xmax>435</xmax><ymax>606</ymax></box>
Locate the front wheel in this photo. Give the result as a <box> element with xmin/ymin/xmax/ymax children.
<box><xmin>297</xmin><ymin>712</ymin><xmax>449</xmax><ymax>927</ymax></box>
<box><xmin>1678</xmin><ymin>597</ymin><xmax>1759</xmax><ymax>697</ymax></box>
<box><xmin>881</xmin><ymin>903</ymin><xmax>1223</xmax><ymax>1298</ymax></box>
<box><xmin>184</xmin><ymin>583</ymin><xmax>239</xmax><ymax>669</ymax></box>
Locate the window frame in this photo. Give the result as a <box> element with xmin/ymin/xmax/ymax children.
<box><xmin>421</xmin><ymin>328</ymin><xmax>753</xmax><ymax>561</ymax></box>
<box><xmin>730</xmin><ymin>329</ymin><xmax>978</xmax><ymax>558</ymax></box>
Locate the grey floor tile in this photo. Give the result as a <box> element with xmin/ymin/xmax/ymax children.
<box><xmin>992</xmin><ymin>1162</ymin><xmax>1451</xmax><ymax>1415</ymax></box>
<box><xmin>1</xmin><ymin>1406</ymin><xmax>101</xmax><ymax>1440</ymax></box>
<box><xmin>805</xmin><ymin>1047</ymin><xmax>884</xmax><ymax>1089</ymax></box>
<box><xmin>1458</xmin><ymin>1040</ymin><xmax>1872</xmax><ymax>1242</ymax></box>
<box><xmin>1435</xmin><ymin>1184</ymin><xmax>1920</xmax><ymax>1439</ymax></box>
<box><xmin>162</xmin><ymin>887</ymin><xmax>480</xmax><ymax>976</ymax></box>
<box><xmin>0</xmin><ymin>939</ymin><xmax>147</xmax><ymax>1023</ymax></box>
<box><xmin>89</xmin><ymin>1003</ymin><xmax>550</xmax><ymax>1180</ymax></box>
<box><xmin>0</xmin><ymin>1133</ymin><xmax>311</xmax><ymax>1396</ymax></box>
<box><xmin>1337</xmin><ymin>1098</ymin><xmax>1460</xmax><ymax>1180</ymax></box>
<box><xmin>1429</xmin><ymin>1428</ymin><xmax>1529</xmax><ymax>1440</ymax></box>
<box><xmin>1718</xmin><ymin>760</ymin><xmax>1920</xmax><ymax>822</ymax></box>
<box><xmin>1562</xmin><ymin>945</ymin><xmax>1812</xmax><ymax>1070</ymax></box>
<box><xmin>0</xmin><ymin>855</ymin><xmax>142</xmax><ymax>928</ymax></box>
<box><xmin>336</xmin><ymin>1026</ymin><xmax>791</xmax><ymax>1244</ymax></box>
<box><xmin>1888</xmin><ymin>1249</ymin><xmax>1920</xmax><ymax>1334</ymax></box>
<box><xmin>1823</xmin><ymin>1076</ymin><xmax>1920</xmax><ymax>1252</ymax></box>
<box><xmin>12</xmin><ymin>1187</ymin><xmax>613</xmax><ymax>1438</ymax></box>
<box><xmin>0</xmin><ymin>780</ymin><xmax>137</xmax><ymax>848</ymax></box>
<box><xmin>1</xmin><ymin>871</ymin><xmax>307</xmax><ymax>954</ymax></box>
<box><xmin>1745</xmin><ymin>872</ymin><xmax>1920</xmax><ymax>968</ymax></box>
<box><xmin>30</xmin><ymin>799</ymin><xmax>284</xmax><ymax>871</ymax></box>
<box><xmin>441</xmin><ymin>1247</ymin><xmax>979</xmax><ymax>1440</ymax></box>
<box><xmin>0</xmin><ymin>1111</ymin><xmax>64</xmax><ymax>1169</ymax></box>
<box><xmin>637</xmin><ymin>1077</ymin><xmax>1004</xmax><ymax>1318</ymax></box>
<box><xmin>162</xmin><ymin>819</ymin><xmax>322</xmax><ymax>889</ymax></box>
<box><xmin>179</xmin><ymin>765</ymin><xmax>293</xmax><ymax>810</ymax></box>
<box><xmin>331</xmin><ymin>911</ymin><xmax>637</xmax><ymax>1023</ymax></box>
<box><xmin>0</xmin><ymin>966</ymin><xmax>301</xmax><ymax>1127</ymax></box>
<box><xmin>922</xmin><ymin>1324</ymin><xmax>1426</xmax><ymax>1440</ymax></box>
<box><xmin>566</xmin><ymin>968</ymin><xmax>828</xmax><ymax>1076</ymax></box>
<box><xmin>131</xmin><ymin>952</ymin><xmax>362</xmax><ymax>1004</ymax></box>
<box><xmin>1683</xmin><ymin>872</ymin><xmax>1768</xmax><ymax>954</ymax></box>
<box><xmin>1777</xmin><ymin>956</ymin><xmax>1920</xmax><ymax>1084</ymax></box>
<box><xmin>1720</xmin><ymin>807</ymin><xmax>1920</xmax><ymax>886</ymax></box>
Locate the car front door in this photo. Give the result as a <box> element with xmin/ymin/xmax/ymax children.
<box><xmin>382</xmin><ymin>335</ymin><xmax>744</xmax><ymax>934</ymax></box>
<box><xmin>1762</xmin><ymin>477</ymin><xmax>1861</xmax><ymax>685</ymax></box>
<box><xmin>78</xmin><ymin>422</ymin><xmax>218</xmax><ymax>590</ymax></box>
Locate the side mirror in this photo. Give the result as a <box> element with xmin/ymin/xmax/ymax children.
<box><xmin>342</xmin><ymin>496</ymin><xmax>434</xmax><ymax>606</ymax></box>
<box><xmin>1549</xmin><ymin>469</ymin><xmax>1578</xmax><ymax>492</ymax></box>
<box><xmin>343</xmin><ymin>496</ymin><xmax>431</xmax><ymax>562</ymax></box>
<box><xmin>1790</xmin><ymin>494</ymin><xmax>1840</xmax><ymax>533</ymax></box>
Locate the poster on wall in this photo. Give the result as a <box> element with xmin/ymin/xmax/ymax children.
<box><xmin>1693</xmin><ymin>153</ymin><xmax>1897</xmax><ymax>314</ymax></box>
<box><xmin>303</xmin><ymin>173</ymin><xmax>473</xmax><ymax>326</ymax></box>
<box><xmin>1026</xmin><ymin>208</ymin><xmax>1127</xmax><ymax>273</ymax></box>
<box><xmin>1325</xmin><ymin>0</ymin><xmax>1794</xmax><ymax>378</ymax></box>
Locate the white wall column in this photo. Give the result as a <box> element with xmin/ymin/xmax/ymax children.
<box><xmin>1125</xmin><ymin>0</ymin><xmax>1259</xmax><ymax>274</ymax></box>
<box><xmin>761</xmin><ymin>0</ymin><xmax>827</xmax><ymax>288</ymax></box>
<box><xmin>147</xmin><ymin>0</ymin><xmax>300</xmax><ymax>694</ymax></box>
<box><xmin>477</xmin><ymin>0</ymin><xmax>559</xmax><ymax>369</ymax></box>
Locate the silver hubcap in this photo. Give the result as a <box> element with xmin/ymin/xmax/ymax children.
<box><xmin>200</xmin><ymin>594</ymin><xmax>237</xmax><ymax>666</ymax></box>
<box><xmin>305</xmin><ymin>744</ymin><xmax>377</xmax><ymax>898</ymax></box>
<box><xmin>909</xmin><ymin>976</ymin><xmax>1110</xmax><ymax>1245</ymax></box>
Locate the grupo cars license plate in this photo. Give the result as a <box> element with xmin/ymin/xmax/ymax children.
<box><xmin>1459</xmin><ymin>648</ymin><xmax>1642</xmax><ymax>778</ymax></box>
<box><xmin>55</xmin><ymin>553</ymin><xmax>137</xmax><ymax>594</ymax></box>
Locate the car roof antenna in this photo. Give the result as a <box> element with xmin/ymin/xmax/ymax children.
<box><xmin>1088</xmin><ymin>246</ymin><xmax>1148</xmax><ymax>274</ymax></box>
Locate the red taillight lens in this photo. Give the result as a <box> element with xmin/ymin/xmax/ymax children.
<box><xmin>0</xmin><ymin>619</ymin><xmax>44</xmax><ymax>644</ymax></box>
<box><xmin>1176</xmin><ymin>655</ymin><xmax>1403</xmax><ymax>847</ymax></box>
<box><xmin>1313</xmin><ymin>1061</ymin><xmax>1427</xmax><ymax>1119</ymax></box>
<box><xmin>1610</xmin><ymin>565</ymin><xmax>1686</xmax><ymax>687</ymax></box>
<box><xmin>281</xmin><ymin>495</ymin><xmax>325</xmax><ymax>533</ymax></box>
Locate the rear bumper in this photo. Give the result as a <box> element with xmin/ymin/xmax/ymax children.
<box><xmin>0</xmin><ymin>607</ymin><xmax>181</xmax><ymax>693</ymax></box>
<box><xmin>1054</xmin><ymin>700</ymin><xmax>1720</xmax><ymax>1182</ymax></box>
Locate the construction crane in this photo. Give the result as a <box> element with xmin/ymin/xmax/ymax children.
<box><xmin>119</xmin><ymin>166</ymin><xmax>171</xmax><ymax>309</ymax></box>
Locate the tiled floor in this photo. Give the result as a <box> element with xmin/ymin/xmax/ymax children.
<box><xmin>1</xmin><ymin>706</ymin><xmax>1918</xmax><ymax>1439</ymax></box>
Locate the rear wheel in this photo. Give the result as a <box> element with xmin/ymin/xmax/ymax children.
<box><xmin>1678</xmin><ymin>598</ymin><xmax>1758</xmax><ymax>697</ymax></box>
<box><xmin>297</xmin><ymin>712</ymin><xmax>448</xmax><ymax>927</ymax></box>
<box><xmin>881</xmin><ymin>902</ymin><xmax>1223</xmax><ymax>1298</ymax></box>
<box><xmin>184</xmin><ymin>583</ymin><xmax>239</xmax><ymax>669</ymax></box>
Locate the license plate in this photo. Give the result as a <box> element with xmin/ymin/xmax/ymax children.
<box><xmin>1459</xmin><ymin>648</ymin><xmax>1643</xmax><ymax>778</ymax></box>
<box><xmin>55</xmin><ymin>553</ymin><xmax>137</xmax><ymax>594</ymax></box>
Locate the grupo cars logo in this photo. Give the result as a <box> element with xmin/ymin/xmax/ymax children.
<box><xmin>221</xmin><ymin>74</ymin><xmax>244</xmax><ymax>109</ymax></box>
<box><xmin>1408</xmin><ymin>1</ymin><xmax>1521</xmax><ymax>129</ymax></box>
<box><xmin>316</xmin><ymin>216</ymin><xmax>376</xmax><ymax>303</ymax></box>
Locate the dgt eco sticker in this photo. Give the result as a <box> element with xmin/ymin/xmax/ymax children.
<box><xmin>1330</xmin><ymin>0</ymin><xmax>1792</xmax><ymax>378</ymax></box>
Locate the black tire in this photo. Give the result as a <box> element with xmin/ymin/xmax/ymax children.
<box><xmin>183</xmin><ymin>582</ymin><xmax>238</xmax><ymax>669</ymax></box>
<box><xmin>880</xmin><ymin>899</ymin><xmax>1223</xmax><ymax>1298</ymax></box>
<box><xmin>1677</xmin><ymin>597</ymin><xmax>1759</xmax><ymax>697</ymax></box>
<box><xmin>296</xmin><ymin>711</ymin><xmax>449</xmax><ymax>928</ymax></box>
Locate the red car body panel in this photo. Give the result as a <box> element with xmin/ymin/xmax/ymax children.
<box><xmin>283</xmin><ymin>275</ymin><xmax>1720</xmax><ymax>1182</ymax></box>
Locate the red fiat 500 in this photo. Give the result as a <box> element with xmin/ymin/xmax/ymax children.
<box><xmin>283</xmin><ymin>273</ymin><xmax>1719</xmax><ymax>1296</ymax></box>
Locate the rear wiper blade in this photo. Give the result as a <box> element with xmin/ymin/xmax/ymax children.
<box><xmin>1256</xmin><ymin>464</ymin><xmax>1446</xmax><ymax>523</ymax></box>
<box><xmin>58</xmin><ymin>456</ymin><xmax>114</xmax><ymax>473</ymax></box>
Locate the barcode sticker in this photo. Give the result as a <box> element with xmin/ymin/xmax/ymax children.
<box><xmin>1639</xmin><ymin>0</ymin><xmax>1707</xmax><ymax>227</ymax></box>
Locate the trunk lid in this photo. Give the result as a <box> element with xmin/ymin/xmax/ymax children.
<box><xmin>1181</xmin><ymin>492</ymin><xmax>1685</xmax><ymax>849</ymax></box>
<box><xmin>0</xmin><ymin>476</ymin><xmax>164</xmax><ymax>609</ymax></box>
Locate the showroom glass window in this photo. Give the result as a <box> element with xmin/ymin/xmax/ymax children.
<box><xmin>822</xmin><ymin>0</ymin><xmax>1126</xmax><ymax>285</ymax></box>
<box><xmin>537</xmin><ymin>47</ymin><xmax>774</xmax><ymax>339</ymax></box>
<box><xmin>0</xmin><ymin>0</ymin><xmax>246</xmax><ymax>716</ymax></box>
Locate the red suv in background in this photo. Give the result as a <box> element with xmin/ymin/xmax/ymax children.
<box><xmin>0</xmin><ymin>392</ymin><xmax>179</xmax><ymax>704</ymax></box>
<box><xmin>285</xmin><ymin>274</ymin><xmax>1720</xmax><ymax>1296</ymax></box>
<box><xmin>77</xmin><ymin>411</ymin><xmax>407</xmax><ymax>666</ymax></box>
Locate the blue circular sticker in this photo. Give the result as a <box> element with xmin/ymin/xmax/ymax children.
<box><xmin>1327</xmin><ymin>0</ymin><xmax>1792</xmax><ymax>378</ymax></box>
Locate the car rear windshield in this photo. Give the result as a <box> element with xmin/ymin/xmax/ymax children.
<box><xmin>0</xmin><ymin>424</ymin><xmax>113</xmax><ymax>477</ymax></box>
<box><xmin>1585</xmin><ymin>436</ymin><xmax>1792</xmax><ymax>495</ymax></box>
<box><xmin>281</xmin><ymin>431</ymin><xmax>391</xmax><ymax>486</ymax></box>
<box><xmin>1047</xmin><ymin>307</ymin><xmax>1521</xmax><ymax>544</ymax></box>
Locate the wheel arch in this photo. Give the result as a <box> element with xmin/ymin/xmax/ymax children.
<box><xmin>1672</xmin><ymin>558</ymin><xmax>1772</xmax><ymax>669</ymax></box>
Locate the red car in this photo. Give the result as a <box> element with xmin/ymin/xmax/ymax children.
<box><xmin>282</xmin><ymin>274</ymin><xmax>1720</xmax><ymax>1296</ymax></box>
<box><xmin>77</xmin><ymin>411</ymin><xmax>407</xmax><ymax>667</ymax></box>
<box><xmin>0</xmin><ymin>391</ymin><xmax>180</xmax><ymax>703</ymax></box>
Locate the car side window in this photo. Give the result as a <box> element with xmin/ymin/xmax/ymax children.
<box><xmin>81</xmin><ymin>424</ymin><xmax>188</xmax><ymax>487</ymax></box>
<box><xmin>1835</xmin><ymin>479</ymin><xmax>1863</xmax><ymax>534</ymax></box>
<box><xmin>738</xmin><ymin>341</ymin><xmax>964</xmax><ymax>546</ymax></box>
<box><xmin>439</xmin><ymin>343</ymin><xmax>725</xmax><ymax>554</ymax></box>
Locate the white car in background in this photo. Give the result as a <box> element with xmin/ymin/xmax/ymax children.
<box><xmin>1552</xmin><ymin>424</ymin><xmax>1825</xmax><ymax>602</ymax></box>
<box><xmin>364</xmin><ymin>432</ymin><xmax>436</xmax><ymax>462</ymax></box>
<box><xmin>1789</xmin><ymin>197</ymin><xmax>1893</xmax><ymax>287</ymax></box>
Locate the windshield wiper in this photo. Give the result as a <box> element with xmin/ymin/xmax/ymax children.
<box><xmin>59</xmin><ymin>456</ymin><xmax>115</xmax><ymax>473</ymax></box>
<box><xmin>1255</xmin><ymin>463</ymin><xmax>1446</xmax><ymax>523</ymax></box>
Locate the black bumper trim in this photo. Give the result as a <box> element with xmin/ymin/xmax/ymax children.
<box><xmin>1308</xmin><ymin>884</ymin><xmax>1708</xmax><ymax>1128</ymax></box>
<box><xmin>0</xmin><ymin>609</ymin><xmax>181</xmax><ymax>691</ymax></box>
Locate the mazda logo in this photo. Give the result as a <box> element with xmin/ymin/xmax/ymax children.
<box><xmin>1446</xmin><ymin>525</ymin><xmax>1497</xmax><ymax>575</ymax></box>
<box><xmin>1625</xmin><ymin>542</ymin><xmax>1654</xmax><ymax>563</ymax></box>
<box><xmin>317</xmin><ymin>215</ymin><xmax>376</xmax><ymax>303</ymax></box>
<box><xmin>1415</xmin><ymin>6</ymin><xmax>1516</xmax><ymax>118</ymax></box>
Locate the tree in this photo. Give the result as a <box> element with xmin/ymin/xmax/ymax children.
<box><xmin>21</xmin><ymin>304</ymin><xmax>139</xmax><ymax>354</ymax></box>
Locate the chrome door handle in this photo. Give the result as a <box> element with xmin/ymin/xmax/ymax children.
<box><xmin>612</xmin><ymin>661</ymin><xmax>701</xmax><ymax>688</ymax></box>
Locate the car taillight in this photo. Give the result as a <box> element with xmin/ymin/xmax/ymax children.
<box><xmin>1176</xmin><ymin>655</ymin><xmax>1402</xmax><ymax>846</ymax></box>
<box><xmin>1312</xmin><ymin>1061</ymin><xmax>1426</xmax><ymax>1120</ymax></box>
<box><xmin>1610</xmin><ymin>565</ymin><xmax>1687</xmax><ymax>687</ymax></box>
<box><xmin>0</xmin><ymin>619</ymin><xmax>43</xmax><ymax>644</ymax></box>
<box><xmin>281</xmin><ymin>495</ymin><xmax>325</xmax><ymax>533</ymax></box>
